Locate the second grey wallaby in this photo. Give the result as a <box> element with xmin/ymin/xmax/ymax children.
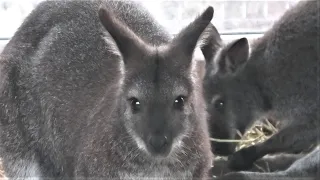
<box><xmin>201</xmin><ymin>0</ymin><xmax>320</xmax><ymax>173</ymax></box>
<box><xmin>0</xmin><ymin>0</ymin><xmax>214</xmax><ymax>179</ymax></box>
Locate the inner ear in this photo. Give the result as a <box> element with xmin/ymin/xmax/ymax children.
<box><xmin>226</xmin><ymin>38</ymin><xmax>249</xmax><ymax>68</ymax></box>
<box><xmin>216</xmin><ymin>38</ymin><xmax>249</xmax><ymax>74</ymax></box>
<box><xmin>98</xmin><ymin>5</ymin><xmax>149</xmax><ymax>64</ymax></box>
<box><xmin>199</xmin><ymin>23</ymin><xmax>223</xmax><ymax>64</ymax></box>
<box><xmin>168</xmin><ymin>6</ymin><xmax>214</xmax><ymax>68</ymax></box>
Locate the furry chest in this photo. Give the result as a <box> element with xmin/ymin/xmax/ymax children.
<box><xmin>118</xmin><ymin>167</ymin><xmax>193</xmax><ymax>180</ymax></box>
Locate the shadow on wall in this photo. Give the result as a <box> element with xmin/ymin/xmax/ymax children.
<box><xmin>0</xmin><ymin>39</ymin><xmax>9</xmax><ymax>52</ymax></box>
<box><xmin>0</xmin><ymin>41</ymin><xmax>7</xmax><ymax>53</ymax></box>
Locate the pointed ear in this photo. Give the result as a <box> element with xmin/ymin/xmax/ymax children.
<box><xmin>169</xmin><ymin>6</ymin><xmax>214</xmax><ymax>66</ymax></box>
<box><xmin>98</xmin><ymin>5</ymin><xmax>148</xmax><ymax>64</ymax></box>
<box><xmin>216</xmin><ymin>37</ymin><xmax>249</xmax><ymax>74</ymax></box>
<box><xmin>199</xmin><ymin>23</ymin><xmax>222</xmax><ymax>64</ymax></box>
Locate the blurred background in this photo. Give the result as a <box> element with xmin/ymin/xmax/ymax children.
<box><xmin>0</xmin><ymin>0</ymin><xmax>300</xmax><ymax>51</ymax></box>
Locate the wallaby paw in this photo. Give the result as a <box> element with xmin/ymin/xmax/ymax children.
<box><xmin>214</xmin><ymin>172</ymin><xmax>246</xmax><ymax>180</ymax></box>
<box><xmin>227</xmin><ymin>146</ymin><xmax>257</xmax><ymax>171</ymax></box>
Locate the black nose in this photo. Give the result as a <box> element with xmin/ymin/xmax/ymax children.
<box><xmin>212</xmin><ymin>142</ymin><xmax>235</xmax><ymax>156</ymax></box>
<box><xmin>149</xmin><ymin>135</ymin><xmax>168</xmax><ymax>151</ymax></box>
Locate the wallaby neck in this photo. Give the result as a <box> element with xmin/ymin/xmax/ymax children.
<box><xmin>244</xmin><ymin>42</ymin><xmax>274</xmax><ymax>114</ymax></box>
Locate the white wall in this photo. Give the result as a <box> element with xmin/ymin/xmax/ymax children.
<box><xmin>0</xmin><ymin>40</ymin><xmax>8</xmax><ymax>53</ymax></box>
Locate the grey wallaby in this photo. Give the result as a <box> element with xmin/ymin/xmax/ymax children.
<box><xmin>0</xmin><ymin>0</ymin><xmax>214</xmax><ymax>179</ymax></box>
<box><xmin>215</xmin><ymin>147</ymin><xmax>320</xmax><ymax>180</ymax></box>
<box><xmin>201</xmin><ymin>0</ymin><xmax>320</xmax><ymax>172</ymax></box>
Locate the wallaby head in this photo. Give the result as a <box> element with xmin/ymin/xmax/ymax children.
<box><xmin>99</xmin><ymin>5</ymin><xmax>213</xmax><ymax>159</ymax></box>
<box><xmin>203</xmin><ymin>36</ymin><xmax>268</xmax><ymax>156</ymax></box>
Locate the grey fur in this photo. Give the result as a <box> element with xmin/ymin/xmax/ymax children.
<box><xmin>0</xmin><ymin>0</ymin><xmax>213</xmax><ymax>179</ymax></box>
<box><xmin>202</xmin><ymin>0</ymin><xmax>320</xmax><ymax>172</ymax></box>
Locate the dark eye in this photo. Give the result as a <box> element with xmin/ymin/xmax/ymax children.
<box><xmin>174</xmin><ymin>96</ymin><xmax>185</xmax><ymax>110</ymax></box>
<box><xmin>214</xmin><ymin>99</ymin><xmax>225</xmax><ymax>112</ymax></box>
<box><xmin>129</xmin><ymin>97</ymin><xmax>141</xmax><ymax>113</ymax></box>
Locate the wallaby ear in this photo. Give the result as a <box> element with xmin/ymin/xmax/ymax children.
<box><xmin>98</xmin><ymin>5</ymin><xmax>148</xmax><ymax>64</ymax></box>
<box><xmin>169</xmin><ymin>6</ymin><xmax>214</xmax><ymax>66</ymax></box>
<box><xmin>216</xmin><ymin>37</ymin><xmax>249</xmax><ymax>74</ymax></box>
<box><xmin>199</xmin><ymin>23</ymin><xmax>223</xmax><ymax>64</ymax></box>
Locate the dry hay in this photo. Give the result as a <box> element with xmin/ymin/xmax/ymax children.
<box><xmin>211</xmin><ymin>118</ymin><xmax>280</xmax><ymax>175</ymax></box>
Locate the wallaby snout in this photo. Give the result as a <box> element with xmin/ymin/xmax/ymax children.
<box><xmin>212</xmin><ymin>142</ymin><xmax>236</xmax><ymax>156</ymax></box>
<box><xmin>148</xmin><ymin>135</ymin><xmax>171</xmax><ymax>156</ymax></box>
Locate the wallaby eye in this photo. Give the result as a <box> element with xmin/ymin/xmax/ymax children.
<box><xmin>174</xmin><ymin>96</ymin><xmax>185</xmax><ymax>110</ymax></box>
<box><xmin>129</xmin><ymin>97</ymin><xmax>141</xmax><ymax>113</ymax></box>
<box><xmin>214</xmin><ymin>99</ymin><xmax>225</xmax><ymax>112</ymax></box>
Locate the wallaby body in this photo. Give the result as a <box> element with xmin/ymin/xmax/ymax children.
<box><xmin>202</xmin><ymin>0</ymin><xmax>320</xmax><ymax>172</ymax></box>
<box><xmin>0</xmin><ymin>0</ymin><xmax>213</xmax><ymax>179</ymax></box>
<box><xmin>215</xmin><ymin>147</ymin><xmax>320</xmax><ymax>180</ymax></box>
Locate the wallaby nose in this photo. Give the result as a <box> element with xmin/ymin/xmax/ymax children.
<box><xmin>149</xmin><ymin>135</ymin><xmax>168</xmax><ymax>152</ymax></box>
